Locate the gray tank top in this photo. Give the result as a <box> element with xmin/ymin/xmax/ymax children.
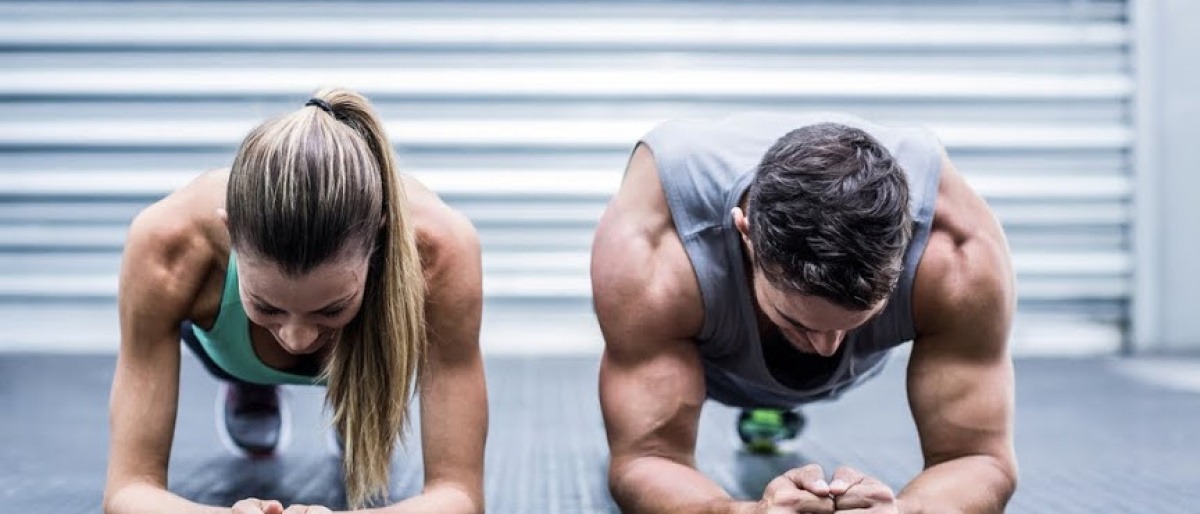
<box><xmin>641</xmin><ymin>112</ymin><xmax>943</xmax><ymax>403</ymax></box>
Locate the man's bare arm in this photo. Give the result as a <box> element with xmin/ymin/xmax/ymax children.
<box><xmin>600</xmin><ymin>334</ymin><xmax>755</xmax><ymax>514</ymax></box>
<box><xmin>594</xmin><ymin>145</ymin><xmax>758</xmax><ymax>514</ymax></box>
<box><xmin>899</xmin><ymin>322</ymin><xmax>1018</xmax><ymax>513</ymax></box>
<box><xmin>897</xmin><ymin>163</ymin><xmax>1018</xmax><ymax>513</ymax></box>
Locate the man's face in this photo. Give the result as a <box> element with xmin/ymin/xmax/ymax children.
<box><xmin>750</xmin><ymin>268</ymin><xmax>886</xmax><ymax>357</ymax></box>
<box><xmin>734</xmin><ymin>205</ymin><xmax>886</xmax><ymax>356</ymax></box>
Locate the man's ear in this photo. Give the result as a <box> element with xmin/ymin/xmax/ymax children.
<box><xmin>216</xmin><ymin>208</ymin><xmax>229</xmax><ymax>228</ymax></box>
<box><xmin>731</xmin><ymin>207</ymin><xmax>752</xmax><ymax>246</ymax></box>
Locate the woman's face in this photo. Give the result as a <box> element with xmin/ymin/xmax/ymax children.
<box><xmin>236</xmin><ymin>249</ymin><xmax>370</xmax><ymax>355</ymax></box>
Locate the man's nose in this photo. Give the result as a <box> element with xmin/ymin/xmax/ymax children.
<box><xmin>809</xmin><ymin>331</ymin><xmax>845</xmax><ymax>357</ymax></box>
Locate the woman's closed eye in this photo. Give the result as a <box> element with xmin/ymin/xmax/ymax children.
<box><xmin>252</xmin><ymin>299</ymin><xmax>347</xmax><ymax>317</ymax></box>
<box><xmin>254</xmin><ymin>303</ymin><xmax>284</xmax><ymax>316</ymax></box>
<box><xmin>319</xmin><ymin>306</ymin><xmax>346</xmax><ymax>317</ymax></box>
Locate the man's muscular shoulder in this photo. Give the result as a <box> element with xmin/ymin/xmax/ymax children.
<box><xmin>912</xmin><ymin>155</ymin><xmax>1016</xmax><ymax>347</ymax></box>
<box><xmin>591</xmin><ymin>143</ymin><xmax>704</xmax><ymax>352</ymax></box>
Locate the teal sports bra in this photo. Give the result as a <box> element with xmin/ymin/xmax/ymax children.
<box><xmin>190</xmin><ymin>251</ymin><xmax>324</xmax><ymax>386</ymax></box>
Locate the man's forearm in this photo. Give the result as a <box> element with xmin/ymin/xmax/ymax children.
<box><xmin>897</xmin><ymin>455</ymin><xmax>1016</xmax><ymax>514</ymax></box>
<box><xmin>611</xmin><ymin>455</ymin><xmax>758</xmax><ymax>514</ymax></box>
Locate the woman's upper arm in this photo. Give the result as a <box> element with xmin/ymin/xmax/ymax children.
<box><xmin>416</xmin><ymin>210</ymin><xmax>487</xmax><ymax>506</ymax></box>
<box><xmin>421</xmin><ymin>210</ymin><xmax>483</xmax><ymax>366</ymax></box>
<box><xmin>105</xmin><ymin>208</ymin><xmax>209</xmax><ymax>500</ymax></box>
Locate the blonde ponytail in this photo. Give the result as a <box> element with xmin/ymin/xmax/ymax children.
<box><xmin>315</xmin><ymin>88</ymin><xmax>426</xmax><ymax>509</ymax></box>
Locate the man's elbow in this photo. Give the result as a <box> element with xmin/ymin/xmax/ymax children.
<box><xmin>998</xmin><ymin>456</ymin><xmax>1018</xmax><ymax>501</ymax></box>
<box><xmin>608</xmin><ymin>454</ymin><xmax>661</xmax><ymax>507</ymax></box>
<box><xmin>980</xmin><ymin>452</ymin><xmax>1018</xmax><ymax>505</ymax></box>
<box><xmin>608</xmin><ymin>455</ymin><xmax>636</xmax><ymax>502</ymax></box>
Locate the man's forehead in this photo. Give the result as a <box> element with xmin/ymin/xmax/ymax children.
<box><xmin>767</xmin><ymin>285</ymin><xmax>885</xmax><ymax>330</ymax></box>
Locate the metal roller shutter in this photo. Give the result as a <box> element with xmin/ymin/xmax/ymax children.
<box><xmin>0</xmin><ymin>1</ymin><xmax>1132</xmax><ymax>354</ymax></box>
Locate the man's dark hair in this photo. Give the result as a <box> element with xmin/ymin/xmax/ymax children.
<box><xmin>746</xmin><ymin>122</ymin><xmax>913</xmax><ymax>310</ymax></box>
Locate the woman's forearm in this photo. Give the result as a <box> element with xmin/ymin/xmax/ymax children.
<box><xmin>359</xmin><ymin>484</ymin><xmax>480</xmax><ymax>514</ymax></box>
<box><xmin>105</xmin><ymin>481</ymin><xmax>226</xmax><ymax>514</ymax></box>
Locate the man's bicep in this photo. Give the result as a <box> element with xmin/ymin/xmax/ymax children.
<box><xmin>907</xmin><ymin>321</ymin><xmax>1016</xmax><ymax>470</ymax></box>
<box><xmin>600</xmin><ymin>335</ymin><xmax>707</xmax><ymax>468</ymax></box>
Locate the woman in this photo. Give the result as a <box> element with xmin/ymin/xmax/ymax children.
<box><xmin>103</xmin><ymin>89</ymin><xmax>487</xmax><ymax>514</ymax></box>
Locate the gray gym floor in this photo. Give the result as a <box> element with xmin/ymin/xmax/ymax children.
<box><xmin>3</xmin><ymin>351</ymin><xmax>1199</xmax><ymax>513</ymax></box>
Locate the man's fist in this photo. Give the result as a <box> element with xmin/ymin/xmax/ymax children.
<box><xmin>754</xmin><ymin>464</ymin><xmax>835</xmax><ymax>513</ymax></box>
<box><xmin>829</xmin><ymin>466</ymin><xmax>899</xmax><ymax>513</ymax></box>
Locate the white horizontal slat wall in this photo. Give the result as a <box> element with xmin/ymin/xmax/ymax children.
<box><xmin>0</xmin><ymin>1</ymin><xmax>1132</xmax><ymax>354</ymax></box>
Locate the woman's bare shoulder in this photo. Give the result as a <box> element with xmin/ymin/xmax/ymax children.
<box><xmin>120</xmin><ymin>169</ymin><xmax>229</xmax><ymax>322</ymax></box>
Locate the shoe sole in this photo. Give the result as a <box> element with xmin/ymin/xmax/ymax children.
<box><xmin>214</xmin><ymin>382</ymin><xmax>292</xmax><ymax>459</ymax></box>
<box><xmin>735</xmin><ymin>410</ymin><xmax>806</xmax><ymax>456</ymax></box>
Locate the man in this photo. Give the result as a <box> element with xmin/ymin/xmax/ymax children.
<box><xmin>591</xmin><ymin>112</ymin><xmax>1017</xmax><ymax>513</ymax></box>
